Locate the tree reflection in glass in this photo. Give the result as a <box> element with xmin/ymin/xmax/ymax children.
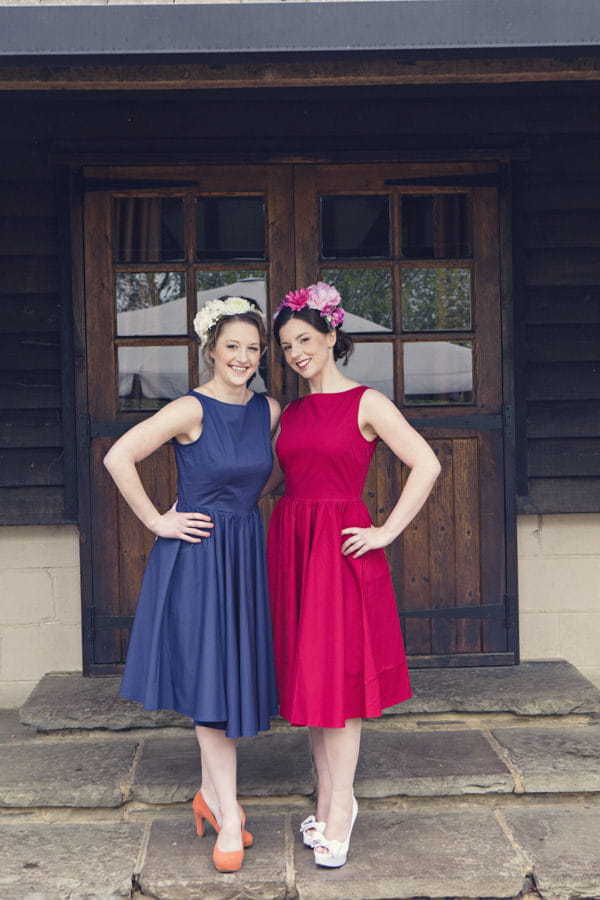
<box><xmin>402</xmin><ymin>268</ymin><xmax>471</xmax><ymax>332</ymax></box>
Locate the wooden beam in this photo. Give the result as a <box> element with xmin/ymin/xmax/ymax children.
<box><xmin>1</xmin><ymin>56</ymin><xmax>600</xmax><ymax>91</ymax></box>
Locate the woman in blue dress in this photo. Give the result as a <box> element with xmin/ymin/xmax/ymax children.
<box><xmin>104</xmin><ymin>297</ymin><xmax>280</xmax><ymax>873</ymax></box>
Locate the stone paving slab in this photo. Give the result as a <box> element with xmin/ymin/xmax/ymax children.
<box><xmin>133</xmin><ymin>731</ymin><xmax>313</xmax><ymax>803</ymax></box>
<box><xmin>20</xmin><ymin>661</ymin><xmax>600</xmax><ymax>733</ymax></box>
<box><xmin>0</xmin><ymin>708</ymin><xmax>36</xmax><ymax>744</ymax></box>
<box><xmin>293</xmin><ymin>808</ymin><xmax>526</xmax><ymax>900</ymax></box>
<box><xmin>389</xmin><ymin>660</ymin><xmax>600</xmax><ymax>717</ymax></box>
<box><xmin>20</xmin><ymin>671</ymin><xmax>191</xmax><ymax>731</ymax></box>
<box><xmin>503</xmin><ymin>806</ymin><xmax>600</xmax><ymax>900</ymax></box>
<box><xmin>138</xmin><ymin>813</ymin><xmax>288</xmax><ymax>900</ymax></box>
<box><xmin>0</xmin><ymin>821</ymin><xmax>144</xmax><ymax>899</ymax></box>
<box><xmin>0</xmin><ymin>739</ymin><xmax>138</xmax><ymax>807</ymax></box>
<box><xmin>492</xmin><ymin>724</ymin><xmax>600</xmax><ymax>792</ymax></box>
<box><xmin>357</xmin><ymin>729</ymin><xmax>513</xmax><ymax>795</ymax></box>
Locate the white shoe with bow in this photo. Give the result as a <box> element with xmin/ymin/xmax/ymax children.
<box><xmin>313</xmin><ymin>797</ymin><xmax>358</xmax><ymax>868</ymax></box>
<box><xmin>300</xmin><ymin>814</ymin><xmax>327</xmax><ymax>848</ymax></box>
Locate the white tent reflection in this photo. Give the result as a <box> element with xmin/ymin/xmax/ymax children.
<box><xmin>117</xmin><ymin>279</ymin><xmax>472</xmax><ymax>404</ymax></box>
<box><xmin>117</xmin><ymin>279</ymin><xmax>268</xmax><ymax>401</ymax></box>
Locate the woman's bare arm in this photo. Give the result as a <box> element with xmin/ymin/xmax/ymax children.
<box><xmin>341</xmin><ymin>389</ymin><xmax>441</xmax><ymax>558</ymax></box>
<box><xmin>103</xmin><ymin>396</ymin><xmax>214</xmax><ymax>542</ymax></box>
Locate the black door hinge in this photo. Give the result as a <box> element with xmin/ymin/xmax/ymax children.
<box><xmin>83</xmin><ymin>607</ymin><xmax>95</xmax><ymax>642</ymax></box>
<box><xmin>504</xmin><ymin>595</ymin><xmax>517</xmax><ymax>628</ymax></box>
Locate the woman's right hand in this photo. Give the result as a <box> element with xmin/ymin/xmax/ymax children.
<box><xmin>151</xmin><ymin>507</ymin><xmax>214</xmax><ymax>543</ymax></box>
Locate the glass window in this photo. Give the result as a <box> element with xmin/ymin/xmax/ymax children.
<box><xmin>196</xmin><ymin>270</ymin><xmax>268</xmax><ymax>393</ymax></box>
<box><xmin>320</xmin><ymin>268</ymin><xmax>393</xmax><ymax>332</ymax></box>
<box><xmin>321</xmin><ymin>195</ymin><xmax>390</xmax><ymax>258</ymax></box>
<box><xmin>118</xmin><ymin>345</ymin><xmax>188</xmax><ymax>411</ymax></box>
<box><xmin>196</xmin><ymin>270</ymin><xmax>267</xmax><ymax>321</ymax></box>
<box><xmin>114</xmin><ymin>197</ymin><xmax>184</xmax><ymax>262</ymax></box>
<box><xmin>196</xmin><ymin>197</ymin><xmax>265</xmax><ymax>260</ymax></box>
<box><xmin>343</xmin><ymin>342</ymin><xmax>394</xmax><ymax>400</ymax></box>
<box><xmin>116</xmin><ymin>272</ymin><xmax>187</xmax><ymax>336</ymax></box>
<box><xmin>401</xmin><ymin>194</ymin><xmax>470</xmax><ymax>258</ymax></box>
<box><xmin>403</xmin><ymin>340</ymin><xmax>473</xmax><ymax>405</ymax></box>
<box><xmin>402</xmin><ymin>267</ymin><xmax>472</xmax><ymax>332</ymax></box>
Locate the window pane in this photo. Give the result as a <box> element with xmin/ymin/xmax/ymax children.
<box><xmin>118</xmin><ymin>345</ymin><xmax>188</xmax><ymax>411</ymax></box>
<box><xmin>343</xmin><ymin>342</ymin><xmax>394</xmax><ymax>400</ymax></box>
<box><xmin>114</xmin><ymin>197</ymin><xmax>184</xmax><ymax>262</ymax></box>
<box><xmin>402</xmin><ymin>267</ymin><xmax>472</xmax><ymax>332</ymax></box>
<box><xmin>196</xmin><ymin>198</ymin><xmax>265</xmax><ymax>260</ymax></box>
<box><xmin>402</xmin><ymin>194</ymin><xmax>470</xmax><ymax>258</ymax></box>
<box><xmin>321</xmin><ymin>195</ymin><xmax>390</xmax><ymax>258</ymax></box>
<box><xmin>320</xmin><ymin>268</ymin><xmax>393</xmax><ymax>332</ymax></box>
<box><xmin>116</xmin><ymin>272</ymin><xmax>187</xmax><ymax>336</ymax></box>
<box><xmin>403</xmin><ymin>340</ymin><xmax>473</xmax><ymax>405</ymax></box>
<box><xmin>196</xmin><ymin>270</ymin><xmax>268</xmax><ymax>393</ymax></box>
<box><xmin>196</xmin><ymin>270</ymin><xmax>267</xmax><ymax>320</ymax></box>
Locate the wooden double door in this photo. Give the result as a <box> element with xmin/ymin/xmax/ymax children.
<box><xmin>80</xmin><ymin>161</ymin><xmax>516</xmax><ymax>674</ymax></box>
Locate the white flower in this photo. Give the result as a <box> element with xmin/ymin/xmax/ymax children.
<box><xmin>193</xmin><ymin>297</ymin><xmax>265</xmax><ymax>346</ymax></box>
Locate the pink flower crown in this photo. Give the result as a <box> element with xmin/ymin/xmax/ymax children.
<box><xmin>274</xmin><ymin>282</ymin><xmax>345</xmax><ymax>329</ymax></box>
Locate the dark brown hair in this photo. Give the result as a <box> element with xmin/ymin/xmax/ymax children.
<box><xmin>273</xmin><ymin>305</ymin><xmax>354</xmax><ymax>366</ymax></box>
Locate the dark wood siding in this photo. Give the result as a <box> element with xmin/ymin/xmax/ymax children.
<box><xmin>0</xmin><ymin>154</ymin><xmax>70</xmax><ymax>524</ymax></box>
<box><xmin>521</xmin><ymin>130</ymin><xmax>600</xmax><ymax>513</ymax></box>
<box><xmin>0</xmin><ymin>82</ymin><xmax>599</xmax><ymax>521</ymax></box>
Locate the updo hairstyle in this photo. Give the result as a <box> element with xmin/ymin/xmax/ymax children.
<box><xmin>202</xmin><ymin>296</ymin><xmax>268</xmax><ymax>374</ymax></box>
<box><xmin>273</xmin><ymin>305</ymin><xmax>354</xmax><ymax>366</ymax></box>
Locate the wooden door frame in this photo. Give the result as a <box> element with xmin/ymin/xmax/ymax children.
<box><xmin>70</xmin><ymin>157</ymin><xmax>519</xmax><ymax>673</ymax></box>
<box><xmin>293</xmin><ymin>160</ymin><xmax>519</xmax><ymax>663</ymax></box>
<box><xmin>498</xmin><ymin>160</ymin><xmax>520</xmax><ymax>661</ymax></box>
<box><xmin>74</xmin><ymin>163</ymin><xmax>297</xmax><ymax>672</ymax></box>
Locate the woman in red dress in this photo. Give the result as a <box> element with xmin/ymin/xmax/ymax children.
<box><xmin>266</xmin><ymin>283</ymin><xmax>441</xmax><ymax>868</ymax></box>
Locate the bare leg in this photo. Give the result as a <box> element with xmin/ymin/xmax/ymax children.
<box><xmin>195</xmin><ymin>725</ymin><xmax>242</xmax><ymax>853</ymax></box>
<box><xmin>309</xmin><ymin>727</ymin><xmax>331</xmax><ymax>824</ymax></box>
<box><xmin>315</xmin><ymin>718</ymin><xmax>361</xmax><ymax>852</ymax></box>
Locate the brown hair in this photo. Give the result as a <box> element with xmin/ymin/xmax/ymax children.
<box><xmin>273</xmin><ymin>305</ymin><xmax>354</xmax><ymax>366</ymax></box>
<box><xmin>201</xmin><ymin>296</ymin><xmax>268</xmax><ymax>374</ymax></box>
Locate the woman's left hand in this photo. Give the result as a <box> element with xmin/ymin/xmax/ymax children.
<box><xmin>341</xmin><ymin>525</ymin><xmax>393</xmax><ymax>558</ymax></box>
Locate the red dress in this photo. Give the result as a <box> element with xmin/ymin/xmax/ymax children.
<box><xmin>267</xmin><ymin>385</ymin><xmax>411</xmax><ymax>728</ymax></box>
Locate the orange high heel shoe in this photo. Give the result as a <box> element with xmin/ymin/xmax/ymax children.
<box><xmin>192</xmin><ymin>790</ymin><xmax>253</xmax><ymax>848</ymax></box>
<box><xmin>212</xmin><ymin>837</ymin><xmax>244</xmax><ymax>873</ymax></box>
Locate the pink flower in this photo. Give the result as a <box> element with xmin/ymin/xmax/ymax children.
<box><xmin>284</xmin><ymin>288</ymin><xmax>311</xmax><ymax>310</ymax></box>
<box><xmin>328</xmin><ymin>306</ymin><xmax>345</xmax><ymax>328</ymax></box>
<box><xmin>307</xmin><ymin>282</ymin><xmax>341</xmax><ymax>312</ymax></box>
<box><xmin>273</xmin><ymin>281</ymin><xmax>345</xmax><ymax>329</ymax></box>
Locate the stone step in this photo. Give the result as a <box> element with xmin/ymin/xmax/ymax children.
<box><xmin>2</xmin><ymin>805</ymin><xmax>600</xmax><ymax>900</ymax></box>
<box><xmin>19</xmin><ymin>660</ymin><xmax>600</xmax><ymax>733</ymax></box>
<box><xmin>3</xmin><ymin>722</ymin><xmax>600</xmax><ymax>809</ymax></box>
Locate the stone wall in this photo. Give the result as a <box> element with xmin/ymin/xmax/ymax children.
<box><xmin>0</xmin><ymin>514</ymin><xmax>599</xmax><ymax>707</ymax></box>
<box><xmin>518</xmin><ymin>514</ymin><xmax>600</xmax><ymax>690</ymax></box>
<box><xmin>0</xmin><ymin>526</ymin><xmax>81</xmax><ymax>707</ymax></box>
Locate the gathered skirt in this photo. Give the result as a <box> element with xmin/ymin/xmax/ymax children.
<box><xmin>120</xmin><ymin>507</ymin><xmax>278</xmax><ymax>738</ymax></box>
<box><xmin>268</xmin><ymin>496</ymin><xmax>411</xmax><ymax>728</ymax></box>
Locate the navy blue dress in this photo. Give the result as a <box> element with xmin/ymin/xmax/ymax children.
<box><xmin>120</xmin><ymin>391</ymin><xmax>278</xmax><ymax>738</ymax></box>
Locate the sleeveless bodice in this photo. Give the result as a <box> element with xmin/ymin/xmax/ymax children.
<box><xmin>174</xmin><ymin>391</ymin><xmax>273</xmax><ymax>514</ymax></box>
<box><xmin>275</xmin><ymin>386</ymin><xmax>375</xmax><ymax>501</ymax></box>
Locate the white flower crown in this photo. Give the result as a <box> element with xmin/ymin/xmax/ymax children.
<box><xmin>193</xmin><ymin>297</ymin><xmax>266</xmax><ymax>347</ymax></box>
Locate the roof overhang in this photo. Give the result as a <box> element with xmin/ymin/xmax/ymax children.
<box><xmin>1</xmin><ymin>0</ymin><xmax>600</xmax><ymax>58</ymax></box>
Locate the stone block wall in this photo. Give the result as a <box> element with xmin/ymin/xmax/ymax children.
<box><xmin>518</xmin><ymin>514</ymin><xmax>600</xmax><ymax>689</ymax></box>
<box><xmin>0</xmin><ymin>526</ymin><xmax>82</xmax><ymax>707</ymax></box>
<box><xmin>0</xmin><ymin>515</ymin><xmax>598</xmax><ymax>707</ymax></box>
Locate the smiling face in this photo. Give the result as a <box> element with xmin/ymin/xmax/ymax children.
<box><xmin>278</xmin><ymin>317</ymin><xmax>336</xmax><ymax>380</ymax></box>
<box><xmin>210</xmin><ymin>318</ymin><xmax>262</xmax><ymax>386</ymax></box>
